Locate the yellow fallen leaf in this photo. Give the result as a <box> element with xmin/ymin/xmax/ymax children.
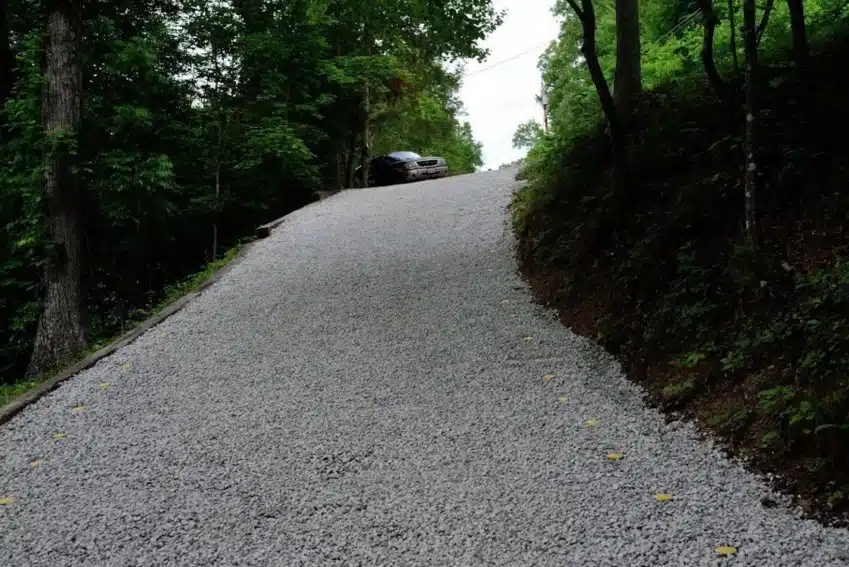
<box><xmin>31</xmin><ymin>459</ymin><xmax>43</xmax><ymax>468</ymax></box>
<box><xmin>52</xmin><ymin>433</ymin><xmax>66</xmax><ymax>440</ymax></box>
<box><xmin>159</xmin><ymin>332</ymin><xmax>167</xmax><ymax>337</ymax></box>
<box><xmin>584</xmin><ymin>419</ymin><xmax>600</xmax><ymax>427</ymax></box>
<box><xmin>0</xmin><ymin>496</ymin><xmax>13</xmax><ymax>505</ymax></box>
<box><xmin>606</xmin><ymin>452</ymin><xmax>624</xmax><ymax>461</ymax></box>
<box><xmin>714</xmin><ymin>546</ymin><xmax>737</xmax><ymax>557</ymax></box>
<box><xmin>523</xmin><ymin>337</ymin><xmax>533</xmax><ymax>343</ymax></box>
<box><xmin>558</xmin><ymin>396</ymin><xmax>569</xmax><ymax>403</ymax></box>
<box><xmin>120</xmin><ymin>361</ymin><xmax>133</xmax><ymax>371</ymax></box>
<box><xmin>542</xmin><ymin>374</ymin><xmax>554</xmax><ymax>382</ymax></box>
<box><xmin>71</xmin><ymin>405</ymin><xmax>87</xmax><ymax>413</ymax></box>
<box><xmin>99</xmin><ymin>382</ymin><xmax>111</xmax><ymax>389</ymax></box>
<box><xmin>654</xmin><ymin>493</ymin><xmax>673</xmax><ymax>502</ymax></box>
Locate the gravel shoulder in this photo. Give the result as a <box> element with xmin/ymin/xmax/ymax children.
<box><xmin>2</xmin><ymin>169</ymin><xmax>849</xmax><ymax>566</ymax></box>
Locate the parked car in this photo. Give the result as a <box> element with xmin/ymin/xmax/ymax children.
<box><xmin>353</xmin><ymin>151</ymin><xmax>448</xmax><ymax>187</ymax></box>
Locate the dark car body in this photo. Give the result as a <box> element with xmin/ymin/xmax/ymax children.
<box><xmin>354</xmin><ymin>151</ymin><xmax>448</xmax><ymax>187</ymax></box>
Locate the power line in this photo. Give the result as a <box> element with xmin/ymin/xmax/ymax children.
<box><xmin>463</xmin><ymin>40</ymin><xmax>554</xmax><ymax>77</ymax></box>
<box><xmin>644</xmin><ymin>11</ymin><xmax>701</xmax><ymax>53</ymax></box>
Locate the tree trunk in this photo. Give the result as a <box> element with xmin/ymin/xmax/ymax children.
<box><xmin>786</xmin><ymin>0</ymin><xmax>809</xmax><ymax>73</ymax></box>
<box><xmin>756</xmin><ymin>0</ymin><xmax>775</xmax><ymax>45</ymax></box>
<box><xmin>613</xmin><ymin>0</ymin><xmax>641</xmax><ymax>120</ymax></box>
<box><xmin>728</xmin><ymin>0</ymin><xmax>739</xmax><ymax>72</ymax></box>
<box><xmin>696</xmin><ymin>0</ymin><xmax>728</xmax><ymax>98</ymax></box>
<box><xmin>0</xmin><ymin>0</ymin><xmax>12</xmax><ymax>109</ymax></box>
<box><xmin>742</xmin><ymin>0</ymin><xmax>758</xmax><ymax>249</ymax></box>
<box><xmin>345</xmin><ymin>127</ymin><xmax>358</xmax><ymax>188</ymax></box>
<box><xmin>335</xmin><ymin>151</ymin><xmax>343</xmax><ymax>190</ymax></box>
<box><xmin>566</xmin><ymin>0</ymin><xmax>628</xmax><ymax>194</ymax></box>
<box><xmin>212</xmin><ymin>167</ymin><xmax>220</xmax><ymax>261</ymax></box>
<box><xmin>360</xmin><ymin>83</ymin><xmax>370</xmax><ymax>188</ymax></box>
<box><xmin>27</xmin><ymin>0</ymin><xmax>86</xmax><ymax>377</ymax></box>
<box><xmin>212</xmin><ymin>118</ymin><xmax>222</xmax><ymax>262</ymax></box>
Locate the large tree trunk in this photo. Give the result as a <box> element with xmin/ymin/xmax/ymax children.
<box><xmin>786</xmin><ymin>0</ymin><xmax>809</xmax><ymax>73</ymax></box>
<box><xmin>613</xmin><ymin>0</ymin><xmax>641</xmax><ymax>120</ymax></box>
<box><xmin>742</xmin><ymin>0</ymin><xmax>758</xmax><ymax>249</ymax></box>
<box><xmin>27</xmin><ymin>0</ymin><xmax>86</xmax><ymax>377</ymax></box>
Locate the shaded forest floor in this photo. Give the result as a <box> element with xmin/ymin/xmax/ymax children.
<box><xmin>513</xmin><ymin>38</ymin><xmax>849</xmax><ymax>525</ymax></box>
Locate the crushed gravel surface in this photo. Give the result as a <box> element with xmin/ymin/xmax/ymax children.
<box><xmin>2</xmin><ymin>169</ymin><xmax>849</xmax><ymax>566</ymax></box>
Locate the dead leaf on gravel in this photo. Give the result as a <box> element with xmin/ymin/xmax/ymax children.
<box><xmin>542</xmin><ymin>374</ymin><xmax>554</xmax><ymax>382</ymax></box>
<box><xmin>500</xmin><ymin>299</ymin><xmax>510</xmax><ymax>304</ymax></box>
<box><xmin>0</xmin><ymin>496</ymin><xmax>13</xmax><ymax>505</ymax></box>
<box><xmin>159</xmin><ymin>332</ymin><xmax>167</xmax><ymax>337</ymax></box>
<box><xmin>606</xmin><ymin>452</ymin><xmax>624</xmax><ymax>461</ymax></box>
<box><xmin>71</xmin><ymin>405</ymin><xmax>87</xmax><ymax>413</ymax></box>
<box><xmin>584</xmin><ymin>418</ymin><xmax>600</xmax><ymax>427</ymax></box>
<box><xmin>523</xmin><ymin>336</ymin><xmax>533</xmax><ymax>343</ymax></box>
<box><xmin>52</xmin><ymin>433</ymin><xmax>66</xmax><ymax>440</ymax></box>
<box><xmin>30</xmin><ymin>459</ymin><xmax>43</xmax><ymax>468</ymax></box>
<box><xmin>99</xmin><ymin>382</ymin><xmax>111</xmax><ymax>389</ymax></box>
<box><xmin>120</xmin><ymin>361</ymin><xmax>133</xmax><ymax>371</ymax></box>
<box><xmin>654</xmin><ymin>493</ymin><xmax>673</xmax><ymax>502</ymax></box>
<box><xmin>558</xmin><ymin>396</ymin><xmax>569</xmax><ymax>403</ymax></box>
<box><xmin>714</xmin><ymin>546</ymin><xmax>737</xmax><ymax>556</ymax></box>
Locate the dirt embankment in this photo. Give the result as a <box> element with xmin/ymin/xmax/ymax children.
<box><xmin>513</xmin><ymin>40</ymin><xmax>849</xmax><ymax>526</ymax></box>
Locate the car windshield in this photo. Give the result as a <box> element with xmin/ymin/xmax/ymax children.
<box><xmin>388</xmin><ymin>151</ymin><xmax>421</xmax><ymax>161</ymax></box>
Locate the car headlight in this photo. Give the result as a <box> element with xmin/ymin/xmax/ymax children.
<box><xmin>404</xmin><ymin>161</ymin><xmax>419</xmax><ymax>169</ymax></box>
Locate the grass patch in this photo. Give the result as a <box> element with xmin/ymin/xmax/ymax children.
<box><xmin>0</xmin><ymin>241</ymin><xmax>249</xmax><ymax>407</ymax></box>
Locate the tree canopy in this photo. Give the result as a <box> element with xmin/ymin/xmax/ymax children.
<box><xmin>0</xmin><ymin>0</ymin><xmax>499</xmax><ymax>381</ymax></box>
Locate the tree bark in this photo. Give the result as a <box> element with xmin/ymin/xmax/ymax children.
<box><xmin>786</xmin><ymin>0</ymin><xmax>809</xmax><ymax>73</ymax></box>
<box><xmin>696</xmin><ymin>0</ymin><xmax>729</xmax><ymax>98</ymax></box>
<box><xmin>742</xmin><ymin>0</ymin><xmax>758</xmax><ymax>249</ymax></box>
<box><xmin>613</xmin><ymin>0</ymin><xmax>641</xmax><ymax>120</ymax></box>
<box><xmin>756</xmin><ymin>0</ymin><xmax>775</xmax><ymax>45</ymax></box>
<box><xmin>344</xmin><ymin>127</ymin><xmax>357</xmax><ymax>188</ymax></box>
<box><xmin>0</xmin><ymin>0</ymin><xmax>13</xmax><ymax>109</ymax></box>
<box><xmin>728</xmin><ymin>0</ymin><xmax>739</xmax><ymax>71</ymax></box>
<box><xmin>27</xmin><ymin>0</ymin><xmax>86</xmax><ymax>377</ymax></box>
<box><xmin>360</xmin><ymin>82</ymin><xmax>370</xmax><ymax>188</ymax></box>
<box><xmin>566</xmin><ymin>0</ymin><xmax>628</xmax><ymax>194</ymax></box>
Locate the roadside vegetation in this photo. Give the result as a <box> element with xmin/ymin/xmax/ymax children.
<box><xmin>513</xmin><ymin>0</ymin><xmax>849</xmax><ymax>523</ymax></box>
<box><xmin>0</xmin><ymin>0</ymin><xmax>499</xmax><ymax>395</ymax></box>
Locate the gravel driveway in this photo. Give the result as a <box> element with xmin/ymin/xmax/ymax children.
<box><xmin>2</xmin><ymin>169</ymin><xmax>849</xmax><ymax>566</ymax></box>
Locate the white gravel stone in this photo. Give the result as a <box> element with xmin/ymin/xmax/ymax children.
<box><xmin>1</xmin><ymin>169</ymin><xmax>848</xmax><ymax>566</ymax></box>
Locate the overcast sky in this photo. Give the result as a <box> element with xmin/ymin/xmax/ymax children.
<box><xmin>457</xmin><ymin>0</ymin><xmax>561</xmax><ymax>170</ymax></box>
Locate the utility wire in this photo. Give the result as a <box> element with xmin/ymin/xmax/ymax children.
<box><xmin>644</xmin><ymin>11</ymin><xmax>702</xmax><ymax>53</ymax></box>
<box><xmin>464</xmin><ymin>9</ymin><xmax>699</xmax><ymax>78</ymax></box>
<box><xmin>463</xmin><ymin>40</ymin><xmax>554</xmax><ymax>77</ymax></box>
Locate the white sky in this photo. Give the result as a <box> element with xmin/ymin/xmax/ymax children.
<box><xmin>457</xmin><ymin>0</ymin><xmax>561</xmax><ymax>170</ymax></box>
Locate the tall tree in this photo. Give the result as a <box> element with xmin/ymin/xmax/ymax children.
<box><xmin>0</xmin><ymin>0</ymin><xmax>12</xmax><ymax>109</ymax></box>
<box><xmin>613</xmin><ymin>0</ymin><xmax>641</xmax><ymax>118</ymax></box>
<box><xmin>741</xmin><ymin>0</ymin><xmax>758</xmax><ymax>249</ymax></box>
<box><xmin>696</xmin><ymin>0</ymin><xmax>729</xmax><ymax>98</ymax></box>
<box><xmin>27</xmin><ymin>0</ymin><xmax>85</xmax><ymax>376</ymax></box>
<box><xmin>786</xmin><ymin>0</ymin><xmax>809</xmax><ymax>72</ymax></box>
<box><xmin>565</xmin><ymin>0</ymin><xmax>628</xmax><ymax>193</ymax></box>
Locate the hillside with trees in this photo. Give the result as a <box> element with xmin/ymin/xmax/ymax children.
<box><xmin>0</xmin><ymin>0</ymin><xmax>499</xmax><ymax>392</ymax></box>
<box><xmin>513</xmin><ymin>0</ymin><xmax>849</xmax><ymax>522</ymax></box>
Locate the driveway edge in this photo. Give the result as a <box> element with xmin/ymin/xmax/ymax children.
<box><xmin>0</xmin><ymin>208</ymin><xmax>297</xmax><ymax>426</ymax></box>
